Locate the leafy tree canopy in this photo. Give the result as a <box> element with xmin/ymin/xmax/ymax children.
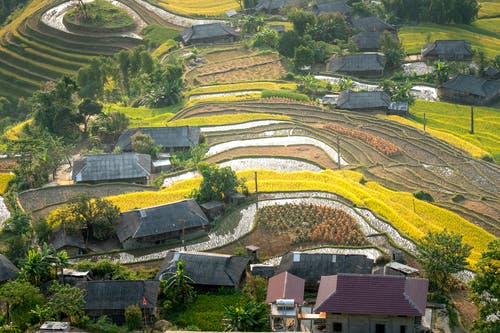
<box><xmin>191</xmin><ymin>163</ymin><xmax>247</xmax><ymax>203</ymax></box>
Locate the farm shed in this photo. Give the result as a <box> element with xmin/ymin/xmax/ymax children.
<box><xmin>336</xmin><ymin>90</ymin><xmax>391</xmax><ymax>112</ymax></box>
<box><xmin>310</xmin><ymin>1</ymin><xmax>352</xmax><ymax>15</ymax></box>
<box><xmin>314</xmin><ymin>274</ymin><xmax>429</xmax><ymax>333</ymax></box>
<box><xmin>276</xmin><ymin>252</ymin><xmax>373</xmax><ymax>288</ymax></box>
<box><xmin>256</xmin><ymin>0</ymin><xmax>290</xmax><ymax>13</ymax></box>
<box><xmin>50</xmin><ymin>228</ymin><xmax>86</xmax><ymax>256</ymax></box>
<box><xmin>327</xmin><ymin>53</ymin><xmax>386</xmax><ymax>78</ymax></box>
<box><xmin>421</xmin><ymin>40</ymin><xmax>473</xmax><ymax>61</ymax></box>
<box><xmin>80</xmin><ymin>280</ymin><xmax>159</xmax><ymax>325</ymax></box>
<box><xmin>116</xmin><ymin>126</ymin><xmax>200</xmax><ymax>153</ymax></box>
<box><xmin>438</xmin><ymin>74</ymin><xmax>500</xmax><ymax>105</ymax></box>
<box><xmin>351</xmin><ymin>16</ymin><xmax>396</xmax><ymax>33</ymax></box>
<box><xmin>116</xmin><ymin>199</ymin><xmax>209</xmax><ymax>249</ymax></box>
<box><xmin>180</xmin><ymin>23</ymin><xmax>240</xmax><ymax>45</ymax></box>
<box><xmin>71</xmin><ymin>153</ymin><xmax>151</xmax><ymax>184</ymax></box>
<box><xmin>157</xmin><ymin>250</ymin><xmax>249</xmax><ymax>289</ymax></box>
<box><xmin>0</xmin><ymin>254</ymin><xmax>19</xmax><ymax>283</ymax></box>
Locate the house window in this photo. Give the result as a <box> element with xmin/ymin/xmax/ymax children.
<box><xmin>375</xmin><ymin>324</ymin><xmax>386</xmax><ymax>333</ymax></box>
<box><xmin>400</xmin><ymin>325</ymin><xmax>406</xmax><ymax>333</ymax></box>
<box><xmin>332</xmin><ymin>322</ymin><xmax>342</xmax><ymax>332</ymax></box>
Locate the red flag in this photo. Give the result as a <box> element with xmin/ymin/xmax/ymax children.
<box><xmin>143</xmin><ymin>296</ymin><xmax>147</xmax><ymax>306</ymax></box>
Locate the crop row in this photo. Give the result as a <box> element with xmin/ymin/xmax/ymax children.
<box><xmin>186</xmin><ymin>81</ymin><xmax>297</xmax><ymax>96</ymax></box>
<box><xmin>167</xmin><ymin>113</ymin><xmax>291</xmax><ymax>127</ymax></box>
<box><xmin>324</xmin><ymin>123</ymin><xmax>402</xmax><ymax>157</ymax></box>
<box><xmin>155</xmin><ymin>0</ymin><xmax>238</xmax><ymax>16</ymax></box>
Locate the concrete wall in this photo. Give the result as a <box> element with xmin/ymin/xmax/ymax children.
<box><xmin>325</xmin><ymin>313</ymin><xmax>417</xmax><ymax>333</ymax></box>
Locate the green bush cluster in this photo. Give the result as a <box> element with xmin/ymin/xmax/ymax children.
<box><xmin>413</xmin><ymin>190</ymin><xmax>434</xmax><ymax>202</ymax></box>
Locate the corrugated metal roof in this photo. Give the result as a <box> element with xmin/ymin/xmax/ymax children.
<box><xmin>266</xmin><ymin>271</ymin><xmax>305</xmax><ymax>304</ymax></box>
<box><xmin>314</xmin><ymin>274</ymin><xmax>428</xmax><ymax>316</ymax></box>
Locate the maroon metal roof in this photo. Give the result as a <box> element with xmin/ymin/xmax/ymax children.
<box><xmin>266</xmin><ymin>271</ymin><xmax>305</xmax><ymax>304</ymax></box>
<box><xmin>314</xmin><ymin>274</ymin><xmax>428</xmax><ymax>316</ymax></box>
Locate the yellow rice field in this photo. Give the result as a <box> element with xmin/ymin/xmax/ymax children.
<box><xmin>155</xmin><ymin>0</ymin><xmax>239</xmax><ymax>17</ymax></box>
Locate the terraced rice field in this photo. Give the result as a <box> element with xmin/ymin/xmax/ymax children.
<box><xmin>152</xmin><ymin>0</ymin><xmax>239</xmax><ymax>17</ymax></box>
<box><xmin>399</xmin><ymin>23</ymin><xmax>500</xmax><ymax>58</ymax></box>
<box><xmin>479</xmin><ymin>0</ymin><xmax>500</xmax><ymax>18</ymax></box>
<box><xmin>0</xmin><ymin>0</ymin><xmax>177</xmax><ymax>101</ymax></box>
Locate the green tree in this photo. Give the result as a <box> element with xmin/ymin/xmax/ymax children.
<box><xmin>306</xmin><ymin>13</ymin><xmax>351</xmax><ymax>43</ymax></box>
<box><xmin>380</xmin><ymin>31</ymin><xmax>405</xmax><ymax>68</ymax></box>
<box><xmin>131</xmin><ymin>132</ymin><xmax>160</xmax><ymax>158</ymax></box>
<box><xmin>294</xmin><ymin>45</ymin><xmax>314</xmax><ymax>69</ymax></box>
<box><xmin>416</xmin><ymin>230</ymin><xmax>472</xmax><ymax>292</ymax></box>
<box><xmin>0</xmin><ymin>280</ymin><xmax>45</xmax><ymax>330</ymax></box>
<box><xmin>77</xmin><ymin>57</ymin><xmax>104</xmax><ymax>99</ymax></box>
<box><xmin>90</xmin><ymin>111</ymin><xmax>130</xmax><ymax>143</ymax></box>
<box><xmin>191</xmin><ymin>163</ymin><xmax>247</xmax><ymax>203</ymax></box>
<box><xmin>253</xmin><ymin>28</ymin><xmax>279</xmax><ymax>49</ymax></box>
<box><xmin>287</xmin><ymin>8</ymin><xmax>316</xmax><ymax>35</ymax></box>
<box><xmin>243</xmin><ymin>275</ymin><xmax>268</xmax><ymax>303</ymax></box>
<box><xmin>20</xmin><ymin>243</ymin><xmax>67</xmax><ymax>285</ymax></box>
<box><xmin>48</xmin><ymin>282</ymin><xmax>86</xmax><ymax>322</ymax></box>
<box><xmin>161</xmin><ymin>260</ymin><xmax>194</xmax><ymax>307</ymax></box>
<box><xmin>470</xmin><ymin>239</ymin><xmax>500</xmax><ymax>333</ymax></box>
<box><xmin>125</xmin><ymin>304</ymin><xmax>143</xmax><ymax>330</ymax></box>
<box><xmin>223</xmin><ymin>301</ymin><xmax>269</xmax><ymax>331</ymax></box>
<box><xmin>278</xmin><ymin>30</ymin><xmax>302</xmax><ymax>58</ymax></box>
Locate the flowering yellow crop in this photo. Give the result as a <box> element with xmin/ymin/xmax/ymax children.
<box><xmin>107</xmin><ymin>169</ymin><xmax>493</xmax><ymax>267</ymax></box>
<box><xmin>166</xmin><ymin>113</ymin><xmax>291</xmax><ymax>126</ymax></box>
<box><xmin>0</xmin><ymin>173</ymin><xmax>14</xmax><ymax>194</ymax></box>
<box><xmin>3</xmin><ymin>119</ymin><xmax>32</xmax><ymax>140</ymax></box>
<box><xmin>152</xmin><ymin>40</ymin><xmax>178</xmax><ymax>59</ymax></box>
<box><xmin>155</xmin><ymin>0</ymin><xmax>238</xmax><ymax>16</ymax></box>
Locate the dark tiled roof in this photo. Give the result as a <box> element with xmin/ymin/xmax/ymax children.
<box><xmin>256</xmin><ymin>0</ymin><xmax>289</xmax><ymax>12</ymax></box>
<box><xmin>116</xmin><ymin>126</ymin><xmax>200</xmax><ymax>152</ymax></box>
<box><xmin>50</xmin><ymin>228</ymin><xmax>85</xmax><ymax>250</ymax></box>
<box><xmin>0</xmin><ymin>254</ymin><xmax>19</xmax><ymax>282</ymax></box>
<box><xmin>116</xmin><ymin>199</ymin><xmax>209</xmax><ymax>242</ymax></box>
<box><xmin>312</xmin><ymin>1</ymin><xmax>352</xmax><ymax>15</ymax></box>
<box><xmin>157</xmin><ymin>251</ymin><xmax>249</xmax><ymax>287</ymax></box>
<box><xmin>180</xmin><ymin>23</ymin><xmax>240</xmax><ymax>44</ymax></box>
<box><xmin>314</xmin><ymin>274</ymin><xmax>428</xmax><ymax>316</ymax></box>
<box><xmin>484</xmin><ymin>66</ymin><xmax>500</xmax><ymax>79</ymax></box>
<box><xmin>71</xmin><ymin>153</ymin><xmax>151</xmax><ymax>183</ymax></box>
<box><xmin>250</xmin><ymin>264</ymin><xmax>275</xmax><ymax>278</ymax></box>
<box><xmin>440</xmin><ymin>74</ymin><xmax>500</xmax><ymax>98</ymax></box>
<box><xmin>351</xmin><ymin>31</ymin><xmax>384</xmax><ymax>50</ymax></box>
<box><xmin>266</xmin><ymin>271</ymin><xmax>305</xmax><ymax>304</ymax></box>
<box><xmin>277</xmin><ymin>252</ymin><xmax>373</xmax><ymax>284</ymax></box>
<box><xmin>81</xmin><ymin>280</ymin><xmax>159</xmax><ymax>310</ymax></box>
<box><xmin>337</xmin><ymin>90</ymin><xmax>391</xmax><ymax>110</ymax></box>
<box><xmin>327</xmin><ymin>53</ymin><xmax>386</xmax><ymax>72</ymax></box>
<box><xmin>352</xmin><ymin>16</ymin><xmax>395</xmax><ymax>32</ymax></box>
<box><xmin>422</xmin><ymin>40</ymin><xmax>473</xmax><ymax>58</ymax></box>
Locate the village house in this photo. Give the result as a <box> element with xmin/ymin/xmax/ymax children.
<box><xmin>373</xmin><ymin>262</ymin><xmax>420</xmax><ymax>277</ymax></box>
<box><xmin>484</xmin><ymin>66</ymin><xmax>500</xmax><ymax>80</ymax></box>
<box><xmin>351</xmin><ymin>31</ymin><xmax>398</xmax><ymax>52</ymax></box>
<box><xmin>327</xmin><ymin>53</ymin><xmax>386</xmax><ymax>78</ymax></box>
<box><xmin>351</xmin><ymin>16</ymin><xmax>396</xmax><ymax>33</ymax></box>
<box><xmin>115</xmin><ymin>199</ymin><xmax>209</xmax><ymax>249</ymax></box>
<box><xmin>438</xmin><ymin>74</ymin><xmax>500</xmax><ymax>105</ymax></box>
<box><xmin>421</xmin><ymin>40</ymin><xmax>473</xmax><ymax>61</ymax></box>
<box><xmin>156</xmin><ymin>250</ymin><xmax>249</xmax><ymax>289</ymax></box>
<box><xmin>336</xmin><ymin>90</ymin><xmax>392</xmax><ymax>112</ymax></box>
<box><xmin>314</xmin><ymin>274</ymin><xmax>429</xmax><ymax>333</ymax></box>
<box><xmin>255</xmin><ymin>0</ymin><xmax>289</xmax><ymax>13</ymax></box>
<box><xmin>276</xmin><ymin>252</ymin><xmax>373</xmax><ymax>288</ymax></box>
<box><xmin>180</xmin><ymin>23</ymin><xmax>240</xmax><ymax>45</ymax></box>
<box><xmin>266</xmin><ymin>271</ymin><xmax>306</xmax><ymax>331</ymax></box>
<box><xmin>0</xmin><ymin>254</ymin><xmax>19</xmax><ymax>283</ymax></box>
<box><xmin>310</xmin><ymin>0</ymin><xmax>352</xmax><ymax>16</ymax></box>
<box><xmin>115</xmin><ymin>126</ymin><xmax>200</xmax><ymax>153</ymax></box>
<box><xmin>79</xmin><ymin>280</ymin><xmax>159</xmax><ymax>325</ymax></box>
<box><xmin>50</xmin><ymin>228</ymin><xmax>86</xmax><ymax>256</ymax></box>
<box><xmin>71</xmin><ymin>153</ymin><xmax>151</xmax><ymax>184</ymax></box>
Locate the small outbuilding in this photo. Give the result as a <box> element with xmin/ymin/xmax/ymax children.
<box><xmin>327</xmin><ymin>53</ymin><xmax>386</xmax><ymax>78</ymax></box>
<box><xmin>157</xmin><ymin>250</ymin><xmax>249</xmax><ymax>289</ymax></box>
<box><xmin>0</xmin><ymin>254</ymin><xmax>19</xmax><ymax>283</ymax></box>
<box><xmin>336</xmin><ymin>90</ymin><xmax>392</xmax><ymax>112</ymax></box>
<box><xmin>116</xmin><ymin>199</ymin><xmax>209</xmax><ymax>249</ymax></box>
<box><xmin>421</xmin><ymin>40</ymin><xmax>473</xmax><ymax>61</ymax></box>
<box><xmin>71</xmin><ymin>153</ymin><xmax>151</xmax><ymax>184</ymax></box>
<box><xmin>116</xmin><ymin>126</ymin><xmax>200</xmax><ymax>153</ymax></box>
<box><xmin>80</xmin><ymin>280</ymin><xmax>159</xmax><ymax>325</ymax></box>
<box><xmin>438</xmin><ymin>74</ymin><xmax>500</xmax><ymax>105</ymax></box>
<box><xmin>180</xmin><ymin>23</ymin><xmax>240</xmax><ymax>45</ymax></box>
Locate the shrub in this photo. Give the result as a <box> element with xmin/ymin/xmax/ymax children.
<box><xmin>413</xmin><ymin>190</ymin><xmax>434</xmax><ymax>202</ymax></box>
<box><xmin>451</xmin><ymin>194</ymin><xmax>465</xmax><ymax>203</ymax></box>
<box><xmin>125</xmin><ymin>304</ymin><xmax>142</xmax><ymax>330</ymax></box>
<box><xmin>261</xmin><ymin>89</ymin><xmax>310</xmax><ymax>102</ymax></box>
<box><xmin>243</xmin><ymin>275</ymin><xmax>268</xmax><ymax>302</ymax></box>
